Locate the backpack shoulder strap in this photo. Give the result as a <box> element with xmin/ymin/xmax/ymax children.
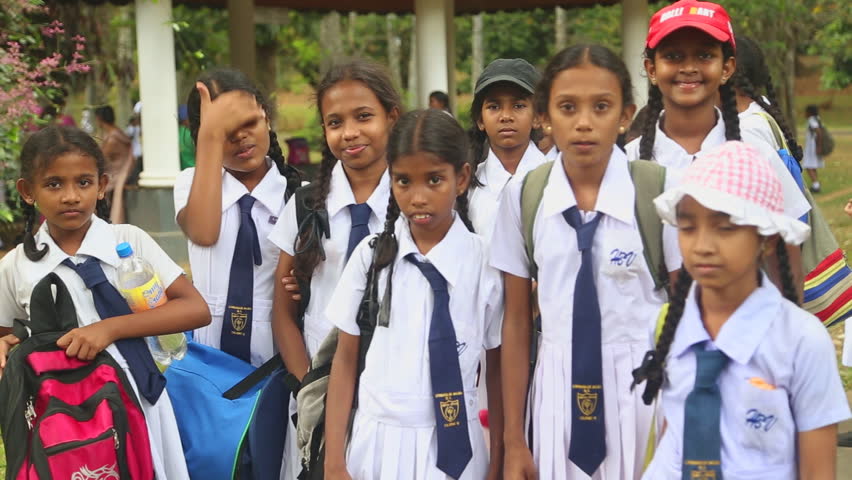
<box><xmin>755</xmin><ymin>112</ymin><xmax>789</xmax><ymax>150</ymax></box>
<box><xmin>29</xmin><ymin>273</ymin><xmax>78</xmax><ymax>335</ymax></box>
<box><xmin>521</xmin><ymin>161</ymin><xmax>555</xmax><ymax>280</ymax></box>
<box><xmin>628</xmin><ymin>160</ymin><xmax>668</xmax><ymax>292</ymax></box>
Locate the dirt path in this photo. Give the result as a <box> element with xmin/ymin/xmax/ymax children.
<box><xmin>820</xmin><ymin>185</ymin><xmax>852</xmax><ymax>203</ymax></box>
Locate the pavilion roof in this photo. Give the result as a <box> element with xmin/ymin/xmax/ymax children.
<box><xmin>172</xmin><ymin>0</ymin><xmax>618</xmax><ymax>14</ymax></box>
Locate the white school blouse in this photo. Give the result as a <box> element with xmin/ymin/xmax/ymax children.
<box><xmin>625</xmin><ymin>108</ymin><xmax>810</xmax><ymax>221</ymax></box>
<box><xmin>643</xmin><ymin>276</ymin><xmax>851</xmax><ymax>480</ymax></box>
<box><xmin>803</xmin><ymin>115</ymin><xmax>824</xmax><ymax>169</ymax></box>
<box><xmin>468</xmin><ymin>142</ymin><xmax>547</xmax><ymax>243</ymax></box>
<box><xmin>328</xmin><ymin>215</ymin><xmax>503</xmax><ymax>480</ymax></box>
<box><xmin>0</xmin><ymin>217</ymin><xmax>190</xmax><ymax>480</ymax></box>
<box><xmin>490</xmin><ymin>147</ymin><xmax>682</xmax><ymax>480</ymax></box>
<box><xmin>268</xmin><ymin>160</ymin><xmax>390</xmax><ymax>357</ymax></box>
<box><xmin>173</xmin><ymin>159</ymin><xmax>288</xmax><ymax>367</ymax></box>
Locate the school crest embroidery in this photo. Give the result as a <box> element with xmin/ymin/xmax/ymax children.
<box><xmin>577</xmin><ymin>391</ymin><xmax>598</xmax><ymax>417</ymax></box>
<box><xmin>689</xmin><ymin>469</ymin><xmax>717</xmax><ymax>479</ymax></box>
<box><xmin>440</xmin><ymin>398</ymin><xmax>460</xmax><ymax>424</ymax></box>
<box><xmin>231</xmin><ymin>310</ymin><xmax>248</xmax><ymax>333</ymax></box>
<box><xmin>71</xmin><ymin>464</ymin><xmax>120</xmax><ymax>480</ymax></box>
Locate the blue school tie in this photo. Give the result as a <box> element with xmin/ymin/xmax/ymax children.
<box><xmin>682</xmin><ymin>347</ymin><xmax>728</xmax><ymax>480</ymax></box>
<box><xmin>221</xmin><ymin>194</ymin><xmax>262</xmax><ymax>363</ymax></box>
<box><xmin>563</xmin><ymin>206</ymin><xmax>606</xmax><ymax>476</ymax></box>
<box><xmin>61</xmin><ymin>257</ymin><xmax>165</xmax><ymax>405</ymax></box>
<box><xmin>346</xmin><ymin>203</ymin><xmax>372</xmax><ymax>260</ymax></box>
<box><xmin>406</xmin><ymin>254</ymin><xmax>472</xmax><ymax>479</ymax></box>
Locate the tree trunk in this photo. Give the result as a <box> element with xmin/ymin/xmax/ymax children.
<box><xmin>471</xmin><ymin>13</ymin><xmax>484</xmax><ymax>92</ymax></box>
<box><xmin>555</xmin><ymin>6</ymin><xmax>567</xmax><ymax>51</ymax></box>
<box><xmin>386</xmin><ymin>14</ymin><xmax>402</xmax><ymax>90</ymax></box>
<box><xmin>115</xmin><ymin>6</ymin><xmax>134</xmax><ymax>128</ymax></box>
<box><xmin>407</xmin><ymin>16</ymin><xmax>418</xmax><ymax>109</ymax></box>
<box><xmin>348</xmin><ymin>11</ymin><xmax>358</xmax><ymax>55</ymax></box>
<box><xmin>320</xmin><ymin>12</ymin><xmax>344</xmax><ymax>75</ymax></box>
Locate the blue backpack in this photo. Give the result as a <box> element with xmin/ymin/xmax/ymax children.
<box><xmin>164</xmin><ymin>341</ymin><xmax>296</xmax><ymax>479</ymax></box>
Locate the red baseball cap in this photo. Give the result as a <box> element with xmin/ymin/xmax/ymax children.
<box><xmin>646</xmin><ymin>0</ymin><xmax>735</xmax><ymax>51</ymax></box>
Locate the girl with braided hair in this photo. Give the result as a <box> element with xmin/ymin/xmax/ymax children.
<box><xmin>633</xmin><ymin>141</ymin><xmax>848</xmax><ymax>479</ymax></box>
<box><xmin>324</xmin><ymin>109</ymin><xmax>503</xmax><ymax>480</ymax></box>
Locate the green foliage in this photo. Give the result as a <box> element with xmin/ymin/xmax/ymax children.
<box><xmin>809</xmin><ymin>0</ymin><xmax>852</xmax><ymax>89</ymax></box>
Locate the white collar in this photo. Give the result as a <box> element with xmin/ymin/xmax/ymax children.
<box><xmin>540</xmin><ymin>147</ymin><xmax>635</xmax><ymax>225</ymax></box>
<box><xmin>326</xmin><ymin>161</ymin><xmax>391</xmax><ymax>218</ymax></box>
<box><xmin>34</xmin><ymin>216</ymin><xmax>121</xmax><ymax>271</ymax></box>
<box><xmin>221</xmin><ymin>158</ymin><xmax>288</xmax><ymax>214</ymax></box>
<box><xmin>654</xmin><ymin>107</ymin><xmax>727</xmax><ymax>160</ymax></box>
<box><xmin>396</xmin><ymin>213</ymin><xmax>469</xmax><ymax>288</ymax></box>
<box><xmin>670</xmin><ymin>273</ymin><xmax>782</xmax><ymax>365</ymax></box>
<box><xmin>477</xmin><ymin>141</ymin><xmax>546</xmax><ymax>189</ymax></box>
<box><xmin>739</xmin><ymin>101</ymin><xmax>767</xmax><ymax>118</ymax></box>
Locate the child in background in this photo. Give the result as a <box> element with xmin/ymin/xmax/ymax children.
<box><xmin>493</xmin><ymin>44</ymin><xmax>681</xmax><ymax>480</ymax></box>
<box><xmin>803</xmin><ymin>104</ymin><xmax>825</xmax><ymax>193</ymax></box>
<box><xmin>94</xmin><ymin>105</ymin><xmax>133</xmax><ymax>224</ymax></box>
<box><xmin>467</xmin><ymin>58</ymin><xmax>547</xmax><ymax>242</ymax></box>
<box><xmin>429</xmin><ymin>90</ymin><xmax>453</xmax><ymax>116</ymax></box>
<box><xmin>324</xmin><ymin>109</ymin><xmax>504</xmax><ymax>480</ymax></box>
<box><xmin>178</xmin><ymin>104</ymin><xmax>196</xmax><ymax>170</ymax></box>
<box><xmin>0</xmin><ymin>126</ymin><xmax>210</xmax><ymax>479</ymax></box>
<box><xmin>633</xmin><ymin>141</ymin><xmax>848</xmax><ymax>479</ymax></box>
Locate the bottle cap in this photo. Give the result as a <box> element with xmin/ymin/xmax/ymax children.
<box><xmin>116</xmin><ymin>242</ymin><xmax>134</xmax><ymax>258</ymax></box>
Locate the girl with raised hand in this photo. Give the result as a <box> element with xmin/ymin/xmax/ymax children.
<box><xmin>633</xmin><ymin>141</ymin><xmax>849</xmax><ymax>479</ymax></box>
<box><xmin>493</xmin><ymin>44</ymin><xmax>682</xmax><ymax>479</ymax></box>
<box><xmin>0</xmin><ymin>126</ymin><xmax>210</xmax><ymax>479</ymax></box>
<box><xmin>324</xmin><ymin>109</ymin><xmax>504</xmax><ymax>480</ymax></box>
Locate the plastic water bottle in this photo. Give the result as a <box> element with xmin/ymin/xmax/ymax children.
<box><xmin>115</xmin><ymin>242</ymin><xmax>187</xmax><ymax>368</ymax></box>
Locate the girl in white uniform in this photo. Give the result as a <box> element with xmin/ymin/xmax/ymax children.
<box><xmin>492</xmin><ymin>45</ymin><xmax>682</xmax><ymax>480</ymax></box>
<box><xmin>0</xmin><ymin>126</ymin><xmax>211</xmax><ymax>480</ymax></box>
<box><xmin>633</xmin><ymin>141</ymin><xmax>850</xmax><ymax>479</ymax></box>
<box><xmin>324</xmin><ymin>110</ymin><xmax>504</xmax><ymax>480</ymax></box>
<box><xmin>624</xmin><ymin>0</ymin><xmax>809</xmax><ymax>299</ymax></box>
<box><xmin>268</xmin><ymin>59</ymin><xmax>400</xmax><ymax>375</ymax></box>
<box><xmin>174</xmin><ymin>69</ymin><xmax>303</xmax><ymax>480</ymax></box>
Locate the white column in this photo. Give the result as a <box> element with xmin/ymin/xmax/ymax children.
<box><xmin>134</xmin><ymin>0</ymin><xmax>179</xmax><ymax>188</ymax></box>
<box><xmin>415</xmin><ymin>0</ymin><xmax>453</xmax><ymax>109</ymax></box>
<box><xmin>622</xmin><ymin>0</ymin><xmax>649</xmax><ymax>109</ymax></box>
<box><xmin>228</xmin><ymin>0</ymin><xmax>256</xmax><ymax>80</ymax></box>
<box><xmin>444</xmin><ymin>0</ymin><xmax>456</xmax><ymax>114</ymax></box>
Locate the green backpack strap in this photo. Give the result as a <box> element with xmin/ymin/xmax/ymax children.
<box><xmin>628</xmin><ymin>159</ymin><xmax>668</xmax><ymax>292</ymax></box>
<box><xmin>755</xmin><ymin>112</ymin><xmax>788</xmax><ymax>150</ymax></box>
<box><xmin>520</xmin><ymin>161</ymin><xmax>555</xmax><ymax>280</ymax></box>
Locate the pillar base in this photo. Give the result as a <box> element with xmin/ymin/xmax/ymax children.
<box><xmin>125</xmin><ymin>186</ymin><xmax>188</xmax><ymax>267</ymax></box>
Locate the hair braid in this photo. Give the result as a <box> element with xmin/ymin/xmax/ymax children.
<box><xmin>374</xmin><ymin>192</ymin><xmax>401</xmax><ymax>271</ymax></box>
<box><xmin>22</xmin><ymin>203</ymin><xmax>48</xmax><ymax>261</ymax></box>
<box><xmin>292</xmin><ymin>142</ymin><xmax>336</xmax><ymax>284</ymax></box>
<box><xmin>719</xmin><ymin>83</ymin><xmax>741</xmax><ymax>142</ymax></box>
<box><xmin>455</xmin><ymin>191</ymin><xmax>475</xmax><ymax>233</ymax></box>
<box><xmin>633</xmin><ymin>267</ymin><xmax>693</xmax><ymax>404</ymax></box>
<box><xmin>639</xmin><ymin>85</ymin><xmax>663</xmax><ymax>161</ymax></box>
<box><xmin>268</xmin><ymin>130</ymin><xmax>302</xmax><ymax>198</ymax></box>
<box><xmin>774</xmin><ymin>237</ymin><xmax>799</xmax><ymax>303</ymax></box>
<box><xmin>96</xmin><ymin>198</ymin><xmax>111</xmax><ymax>223</ymax></box>
<box><xmin>760</xmin><ymin>79</ymin><xmax>803</xmax><ymax>162</ymax></box>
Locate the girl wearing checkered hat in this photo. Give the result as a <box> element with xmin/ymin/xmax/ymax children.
<box><xmin>632</xmin><ymin>141</ymin><xmax>849</xmax><ymax>479</ymax></box>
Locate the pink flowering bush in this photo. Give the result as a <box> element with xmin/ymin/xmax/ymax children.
<box><xmin>0</xmin><ymin>0</ymin><xmax>89</xmax><ymax>227</ymax></box>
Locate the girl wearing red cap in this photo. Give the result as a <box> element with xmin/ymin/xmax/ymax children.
<box><xmin>625</xmin><ymin>0</ymin><xmax>810</xmax><ymax>299</ymax></box>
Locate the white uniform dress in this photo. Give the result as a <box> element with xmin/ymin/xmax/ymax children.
<box><xmin>328</xmin><ymin>215</ymin><xmax>503</xmax><ymax>480</ymax></box>
<box><xmin>267</xmin><ymin>160</ymin><xmax>390</xmax><ymax>357</ymax></box>
<box><xmin>173</xmin><ymin>159</ymin><xmax>299</xmax><ymax>480</ymax></box>
<box><xmin>803</xmin><ymin>115</ymin><xmax>824</xmax><ymax>169</ymax></box>
<box><xmin>174</xmin><ymin>159</ymin><xmax>287</xmax><ymax>367</ymax></box>
<box><xmin>625</xmin><ymin>108</ymin><xmax>810</xmax><ymax>221</ymax></box>
<box><xmin>490</xmin><ymin>148</ymin><xmax>682</xmax><ymax>479</ymax></box>
<box><xmin>643</xmin><ymin>276</ymin><xmax>851</xmax><ymax>480</ymax></box>
<box><xmin>0</xmin><ymin>218</ymin><xmax>190</xmax><ymax>480</ymax></box>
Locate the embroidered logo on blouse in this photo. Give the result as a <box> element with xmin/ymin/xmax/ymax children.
<box><xmin>268</xmin><ymin>215</ymin><xmax>278</xmax><ymax>225</ymax></box>
<box><xmin>609</xmin><ymin>248</ymin><xmax>637</xmax><ymax>267</ymax></box>
<box><xmin>745</xmin><ymin>409</ymin><xmax>777</xmax><ymax>432</ymax></box>
<box><xmin>456</xmin><ymin>341</ymin><xmax>467</xmax><ymax>356</ymax></box>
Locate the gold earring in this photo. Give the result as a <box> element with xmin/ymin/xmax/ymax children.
<box><xmin>650</xmin><ymin>78</ymin><xmax>657</xmax><ymax>86</ymax></box>
<box><xmin>721</xmin><ymin>77</ymin><xmax>728</xmax><ymax>85</ymax></box>
<box><xmin>618</xmin><ymin>126</ymin><xmax>626</xmax><ymax>134</ymax></box>
<box><xmin>544</xmin><ymin>125</ymin><xmax>552</xmax><ymax>134</ymax></box>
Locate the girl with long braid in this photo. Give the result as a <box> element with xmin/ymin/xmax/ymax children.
<box><xmin>324</xmin><ymin>110</ymin><xmax>504</xmax><ymax>480</ymax></box>
<box><xmin>633</xmin><ymin>141</ymin><xmax>848</xmax><ymax>479</ymax></box>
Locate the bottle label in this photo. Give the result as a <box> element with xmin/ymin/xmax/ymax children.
<box><xmin>123</xmin><ymin>275</ymin><xmax>167</xmax><ymax>312</ymax></box>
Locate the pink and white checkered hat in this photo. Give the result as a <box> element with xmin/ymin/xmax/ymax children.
<box><xmin>654</xmin><ymin>141</ymin><xmax>811</xmax><ymax>245</ymax></box>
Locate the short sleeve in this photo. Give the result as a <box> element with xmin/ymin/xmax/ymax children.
<box><xmin>662</xmin><ymin>171</ymin><xmax>683</xmax><ymax>272</ymax></box>
<box><xmin>325</xmin><ymin>235</ymin><xmax>374</xmax><ymax>336</ymax></box>
<box><xmin>789</xmin><ymin>321</ymin><xmax>852</xmax><ymax>431</ymax></box>
<box><xmin>739</xmin><ymin>114</ymin><xmax>780</xmax><ymax>150</ymax></box>
<box><xmin>0</xmin><ymin>249</ymin><xmax>26</xmax><ymax>328</ymax></box>
<box><xmin>481</xmin><ymin>265</ymin><xmax>504</xmax><ymax>350</ymax></box>
<box><xmin>172</xmin><ymin>168</ymin><xmax>194</xmax><ymax>222</ymax></box>
<box><xmin>120</xmin><ymin>225</ymin><xmax>185</xmax><ymax>289</ymax></box>
<box><xmin>624</xmin><ymin>137</ymin><xmax>642</xmax><ymax>161</ymax></box>
<box><xmin>740</xmin><ymin>134</ymin><xmax>810</xmax><ymax>220</ymax></box>
<box><xmin>489</xmin><ymin>176</ymin><xmax>530</xmax><ymax>278</ymax></box>
<box><xmin>808</xmin><ymin>117</ymin><xmax>820</xmax><ymax>130</ymax></box>
<box><xmin>267</xmin><ymin>193</ymin><xmax>299</xmax><ymax>256</ymax></box>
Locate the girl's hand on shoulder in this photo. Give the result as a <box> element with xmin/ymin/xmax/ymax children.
<box><xmin>504</xmin><ymin>442</ymin><xmax>538</xmax><ymax>480</ymax></box>
<box><xmin>196</xmin><ymin>82</ymin><xmax>265</xmax><ymax>141</ymax></box>
<box><xmin>844</xmin><ymin>199</ymin><xmax>852</xmax><ymax>218</ymax></box>
<box><xmin>0</xmin><ymin>334</ymin><xmax>21</xmax><ymax>373</ymax></box>
<box><xmin>281</xmin><ymin>269</ymin><xmax>302</xmax><ymax>301</ymax></box>
<box><xmin>56</xmin><ymin>322</ymin><xmax>117</xmax><ymax>361</ymax></box>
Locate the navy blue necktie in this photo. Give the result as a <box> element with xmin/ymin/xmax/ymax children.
<box><xmin>406</xmin><ymin>254</ymin><xmax>472</xmax><ymax>479</ymax></box>
<box><xmin>221</xmin><ymin>194</ymin><xmax>262</xmax><ymax>363</ymax></box>
<box><xmin>563</xmin><ymin>206</ymin><xmax>606</xmax><ymax>476</ymax></box>
<box><xmin>62</xmin><ymin>257</ymin><xmax>165</xmax><ymax>405</ymax></box>
<box><xmin>682</xmin><ymin>347</ymin><xmax>728</xmax><ymax>480</ymax></box>
<box><xmin>346</xmin><ymin>203</ymin><xmax>372</xmax><ymax>261</ymax></box>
